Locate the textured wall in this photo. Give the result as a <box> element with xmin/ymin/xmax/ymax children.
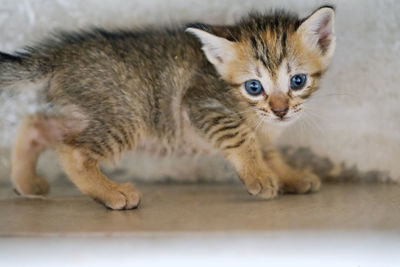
<box><xmin>0</xmin><ymin>0</ymin><xmax>399</xmax><ymax>183</ymax></box>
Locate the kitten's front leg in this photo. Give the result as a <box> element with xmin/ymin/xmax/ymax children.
<box><xmin>262</xmin><ymin>147</ymin><xmax>321</xmax><ymax>194</ymax></box>
<box><xmin>225</xmin><ymin>138</ymin><xmax>279</xmax><ymax>199</ymax></box>
<box><xmin>186</xmin><ymin>105</ymin><xmax>279</xmax><ymax>199</ymax></box>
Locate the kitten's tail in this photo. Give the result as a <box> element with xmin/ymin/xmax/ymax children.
<box><xmin>0</xmin><ymin>51</ymin><xmax>50</xmax><ymax>89</ymax></box>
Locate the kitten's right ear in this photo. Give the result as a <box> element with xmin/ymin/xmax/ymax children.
<box><xmin>186</xmin><ymin>26</ymin><xmax>237</xmax><ymax>78</ymax></box>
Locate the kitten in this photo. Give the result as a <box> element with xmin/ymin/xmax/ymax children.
<box><xmin>1</xmin><ymin>6</ymin><xmax>336</xmax><ymax>210</ymax></box>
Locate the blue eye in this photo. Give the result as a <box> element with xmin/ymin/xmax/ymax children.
<box><xmin>290</xmin><ymin>74</ymin><xmax>307</xmax><ymax>90</ymax></box>
<box><xmin>244</xmin><ymin>80</ymin><xmax>263</xmax><ymax>96</ymax></box>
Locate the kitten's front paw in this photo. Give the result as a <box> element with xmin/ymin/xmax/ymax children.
<box><xmin>95</xmin><ymin>183</ymin><xmax>141</xmax><ymax>210</ymax></box>
<box><xmin>280</xmin><ymin>170</ymin><xmax>321</xmax><ymax>194</ymax></box>
<box><xmin>240</xmin><ymin>169</ymin><xmax>279</xmax><ymax>200</ymax></box>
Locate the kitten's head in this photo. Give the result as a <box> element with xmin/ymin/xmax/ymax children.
<box><xmin>187</xmin><ymin>6</ymin><xmax>335</xmax><ymax>124</ymax></box>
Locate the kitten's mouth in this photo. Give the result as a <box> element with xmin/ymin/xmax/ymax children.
<box><xmin>272</xmin><ymin>116</ymin><xmax>295</xmax><ymax>125</ymax></box>
<box><xmin>257</xmin><ymin>108</ymin><xmax>300</xmax><ymax>125</ymax></box>
<box><xmin>275</xmin><ymin>117</ymin><xmax>290</xmax><ymax>122</ymax></box>
<box><xmin>257</xmin><ymin>110</ymin><xmax>292</xmax><ymax>125</ymax></box>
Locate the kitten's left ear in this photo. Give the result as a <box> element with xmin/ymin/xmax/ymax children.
<box><xmin>298</xmin><ymin>6</ymin><xmax>336</xmax><ymax>64</ymax></box>
<box><xmin>186</xmin><ymin>26</ymin><xmax>237</xmax><ymax>78</ymax></box>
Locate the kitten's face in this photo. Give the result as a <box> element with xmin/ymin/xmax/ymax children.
<box><xmin>187</xmin><ymin>7</ymin><xmax>335</xmax><ymax>125</ymax></box>
<box><xmin>227</xmin><ymin>30</ymin><xmax>330</xmax><ymax>125</ymax></box>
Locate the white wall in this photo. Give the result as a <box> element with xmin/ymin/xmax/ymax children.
<box><xmin>0</xmin><ymin>0</ymin><xmax>399</xmax><ymax>183</ymax></box>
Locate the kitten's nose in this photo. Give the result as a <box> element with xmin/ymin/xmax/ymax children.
<box><xmin>269</xmin><ymin>93</ymin><xmax>289</xmax><ymax>119</ymax></box>
<box><xmin>271</xmin><ymin>107</ymin><xmax>289</xmax><ymax>118</ymax></box>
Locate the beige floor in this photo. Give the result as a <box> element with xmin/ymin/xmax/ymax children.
<box><xmin>1</xmin><ymin>182</ymin><xmax>400</xmax><ymax>266</ymax></box>
<box><xmin>0</xmin><ymin>182</ymin><xmax>399</xmax><ymax>235</ymax></box>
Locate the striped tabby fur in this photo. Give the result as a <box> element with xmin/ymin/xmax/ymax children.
<box><xmin>2</xmin><ymin>6</ymin><xmax>336</xmax><ymax>209</ymax></box>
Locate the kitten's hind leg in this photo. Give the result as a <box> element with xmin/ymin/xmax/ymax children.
<box><xmin>58</xmin><ymin>146</ymin><xmax>141</xmax><ymax>210</ymax></box>
<box><xmin>11</xmin><ymin>114</ymin><xmax>54</xmax><ymax>196</ymax></box>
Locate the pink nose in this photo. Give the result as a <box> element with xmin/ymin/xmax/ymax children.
<box><xmin>271</xmin><ymin>107</ymin><xmax>289</xmax><ymax>118</ymax></box>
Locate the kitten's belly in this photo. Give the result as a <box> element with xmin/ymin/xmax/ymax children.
<box><xmin>136</xmin><ymin>122</ymin><xmax>217</xmax><ymax>157</ymax></box>
<box><xmin>136</xmin><ymin>105</ymin><xmax>218</xmax><ymax>157</ymax></box>
<box><xmin>136</xmin><ymin>134</ymin><xmax>217</xmax><ymax>157</ymax></box>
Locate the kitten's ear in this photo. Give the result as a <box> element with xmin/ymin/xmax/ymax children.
<box><xmin>298</xmin><ymin>6</ymin><xmax>336</xmax><ymax>64</ymax></box>
<box><xmin>186</xmin><ymin>26</ymin><xmax>236</xmax><ymax>78</ymax></box>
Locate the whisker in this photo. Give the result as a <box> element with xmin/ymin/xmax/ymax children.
<box><xmin>309</xmin><ymin>92</ymin><xmax>359</xmax><ymax>103</ymax></box>
<box><xmin>302</xmin><ymin>111</ymin><xmax>325</xmax><ymax>137</ymax></box>
<box><xmin>303</xmin><ymin>107</ymin><xmax>324</xmax><ymax>120</ymax></box>
<box><xmin>296</xmin><ymin>115</ymin><xmax>306</xmax><ymax>143</ymax></box>
<box><xmin>254</xmin><ymin>117</ymin><xmax>264</xmax><ymax>132</ymax></box>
